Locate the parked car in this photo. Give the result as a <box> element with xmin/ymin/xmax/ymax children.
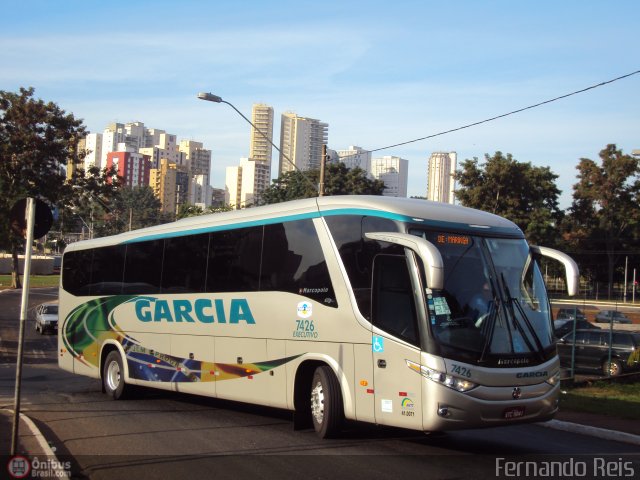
<box><xmin>52</xmin><ymin>255</ymin><xmax>62</xmax><ymax>274</ymax></box>
<box><xmin>555</xmin><ymin>307</ymin><xmax>587</xmax><ymax>321</ymax></box>
<box><xmin>594</xmin><ymin>310</ymin><xmax>632</xmax><ymax>324</ymax></box>
<box><xmin>557</xmin><ymin>329</ymin><xmax>640</xmax><ymax>376</ymax></box>
<box><xmin>553</xmin><ymin>319</ymin><xmax>599</xmax><ymax>338</ymax></box>
<box><xmin>35</xmin><ymin>303</ymin><xmax>58</xmax><ymax>334</ymax></box>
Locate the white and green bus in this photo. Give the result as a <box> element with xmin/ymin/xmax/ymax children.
<box><xmin>58</xmin><ymin>195</ymin><xmax>578</xmax><ymax>438</ymax></box>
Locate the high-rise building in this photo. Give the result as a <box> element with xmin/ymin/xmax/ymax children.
<box><xmin>249</xmin><ymin>104</ymin><xmax>274</xmax><ymax>165</ymax></box>
<box><xmin>427</xmin><ymin>152</ymin><xmax>457</xmax><ymax>204</ymax></box>
<box><xmin>83</xmin><ymin>133</ymin><xmax>103</xmax><ymax>171</ymax></box>
<box><xmin>106</xmin><ymin>152</ymin><xmax>152</xmax><ymax>187</ymax></box>
<box><xmin>279</xmin><ymin>112</ymin><xmax>328</xmax><ymax>174</ymax></box>
<box><xmin>149</xmin><ymin>158</ymin><xmax>178</xmax><ymax>215</ymax></box>
<box><xmin>371</xmin><ymin>156</ymin><xmax>409</xmax><ymax>197</ymax></box>
<box><xmin>179</xmin><ymin>140</ymin><xmax>211</xmax><ymax>177</ymax></box>
<box><xmin>189</xmin><ymin>174</ymin><xmax>213</xmax><ymax>208</ymax></box>
<box><xmin>140</xmin><ymin>133</ymin><xmax>184</xmax><ymax>169</ymax></box>
<box><xmin>178</xmin><ymin>139</ymin><xmax>212</xmax><ymax>202</ymax></box>
<box><xmin>337</xmin><ymin>145</ymin><xmax>371</xmax><ymax>173</ymax></box>
<box><xmin>225</xmin><ymin>158</ymin><xmax>271</xmax><ymax>209</ymax></box>
<box><xmin>101</xmin><ymin>123</ymin><xmax>126</xmax><ymax>167</ymax></box>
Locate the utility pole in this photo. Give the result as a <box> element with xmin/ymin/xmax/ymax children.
<box><xmin>319</xmin><ymin>144</ymin><xmax>327</xmax><ymax>197</ymax></box>
<box><xmin>11</xmin><ymin>198</ymin><xmax>35</xmax><ymax>455</ymax></box>
<box><xmin>624</xmin><ymin>256</ymin><xmax>628</xmax><ymax>302</ymax></box>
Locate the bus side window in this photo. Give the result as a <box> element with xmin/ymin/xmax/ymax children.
<box><xmin>162</xmin><ymin>233</ymin><xmax>209</xmax><ymax>293</ymax></box>
<box><xmin>62</xmin><ymin>249</ymin><xmax>94</xmax><ymax>296</ymax></box>
<box><xmin>261</xmin><ymin>220</ymin><xmax>337</xmax><ymax>306</ymax></box>
<box><xmin>89</xmin><ymin>245</ymin><xmax>126</xmax><ymax>296</ymax></box>
<box><xmin>123</xmin><ymin>240</ymin><xmax>164</xmax><ymax>294</ymax></box>
<box><xmin>371</xmin><ymin>254</ymin><xmax>420</xmax><ymax>347</ymax></box>
<box><xmin>206</xmin><ymin>227</ymin><xmax>262</xmax><ymax>293</ymax></box>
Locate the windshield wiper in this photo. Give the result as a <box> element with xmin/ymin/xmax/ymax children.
<box><xmin>500</xmin><ymin>273</ymin><xmax>545</xmax><ymax>361</ymax></box>
<box><xmin>478</xmin><ymin>279</ymin><xmax>499</xmax><ymax>363</ymax></box>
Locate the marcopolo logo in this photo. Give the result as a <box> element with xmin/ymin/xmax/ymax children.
<box><xmin>134</xmin><ymin>297</ymin><xmax>256</xmax><ymax>324</ymax></box>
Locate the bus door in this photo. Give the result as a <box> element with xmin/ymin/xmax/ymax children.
<box><xmin>370</xmin><ymin>252</ymin><xmax>423</xmax><ymax>428</ymax></box>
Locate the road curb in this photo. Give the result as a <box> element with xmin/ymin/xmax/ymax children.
<box><xmin>541</xmin><ymin>419</ymin><xmax>640</xmax><ymax>446</ymax></box>
<box><xmin>1</xmin><ymin>408</ymin><xmax>56</xmax><ymax>456</ymax></box>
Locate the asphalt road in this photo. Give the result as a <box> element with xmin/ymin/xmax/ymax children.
<box><xmin>1</xmin><ymin>288</ymin><xmax>639</xmax><ymax>480</ymax></box>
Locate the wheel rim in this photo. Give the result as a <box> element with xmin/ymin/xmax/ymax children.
<box><xmin>106</xmin><ymin>360</ymin><xmax>121</xmax><ymax>391</ymax></box>
<box><xmin>607</xmin><ymin>361</ymin><xmax>620</xmax><ymax>376</ymax></box>
<box><xmin>311</xmin><ymin>380</ymin><xmax>325</xmax><ymax>425</ymax></box>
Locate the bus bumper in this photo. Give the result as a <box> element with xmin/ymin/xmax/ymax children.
<box><xmin>422</xmin><ymin>381</ymin><xmax>560</xmax><ymax>431</ymax></box>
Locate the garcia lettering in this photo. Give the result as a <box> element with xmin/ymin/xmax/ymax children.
<box><xmin>135</xmin><ymin>298</ymin><xmax>255</xmax><ymax>324</ymax></box>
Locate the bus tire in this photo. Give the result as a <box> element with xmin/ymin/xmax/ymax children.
<box><xmin>103</xmin><ymin>351</ymin><xmax>127</xmax><ymax>400</ymax></box>
<box><xmin>310</xmin><ymin>366</ymin><xmax>343</xmax><ymax>438</ymax></box>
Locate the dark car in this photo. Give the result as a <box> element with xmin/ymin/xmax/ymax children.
<box><xmin>557</xmin><ymin>329</ymin><xmax>640</xmax><ymax>376</ymax></box>
<box><xmin>594</xmin><ymin>310</ymin><xmax>632</xmax><ymax>324</ymax></box>
<box><xmin>554</xmin><ymin>319</ymin><xmax>599</xmax><ymax>338</ymax></box>
<box><xmin>556</xmin><ymin>307</ymin><xmax>587</xmax><ymax>321</ymax></box>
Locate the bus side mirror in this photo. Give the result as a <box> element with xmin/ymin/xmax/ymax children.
<box><xmin>530</xmin><ymin>245</ymin><xmax>580</xmax><ymax>297</ymax></box>
<box><xmin>365</xmin><ymin>232</ymin><xmax>444</xmax><ymax>290</ymax></box>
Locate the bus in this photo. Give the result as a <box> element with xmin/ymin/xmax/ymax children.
<box><xmin>58</xmin><ymin>195</ymin><xmax>578</xmax><ymax>438</ymax></box>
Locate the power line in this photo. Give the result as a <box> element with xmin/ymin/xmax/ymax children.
<box><xmin>343</xmin><ymin>69</ymin><xmax>640</xmax><ymax>158</ymax></box>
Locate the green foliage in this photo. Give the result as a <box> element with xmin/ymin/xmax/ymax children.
<box><xmin>0</xmin><ymin>88</ymin><xmax>84</xmax><ymax>248</ymax></box>
<box><xmin>562</xmin><ymin>144</ymin><xmax>640</xmax><ymax>295</ymax></box>
<box><xmin>177</xmin><ymin>203</ymin><xmax>234</xmax><ymax>219</ymax></box>
<box><xmin>260</xmin><ymin>163</ymin><xmax>385</xmax><ymax>205</ymax></box>
<box><xmin>98</xmin><ymin>185</ymin><xmax>166</xmax><ymax>235</ymax></box>
<box><xmin>0</xmin><ymin>87</ymin><xmax>121</xmax><ymax>286</ymax></box>
<box><xmin>454</xmin><ymin>152</ymin><xmax>562</xmax><ymax>245</ymax></box>
<box><xmin>560</xmin><ymin>381</ymin><xmax>640</xmax><ymax>420</ymax></box>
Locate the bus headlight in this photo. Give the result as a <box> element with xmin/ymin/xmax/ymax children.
<box><xmin>406</xmin><ymin>360</ymin><xmax>478</xmax><ymax>392</ymax></box>
<box><xmin>545</xmin><ymin>371</ymin><xmax>561</xmax><ymax>386</ymax></box>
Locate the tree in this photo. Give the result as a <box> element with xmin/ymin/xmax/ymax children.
<box><xmin>0</xmin><ymin>87</ymin><xmax>118</xmax><ymax>287</ymax></box>
<box><xmin>94</xmin><ymin>185</ymin><xmax>165</xmax><ymax>235</ymax></box>
<box><xmin>177</xmin><ymin>203</ymin><xmax>233</xmax><ymax>219</ymax></box>
<box><xmin>261</xmin><ymin>163</ymin><xmax>385</xmax><ymax>205</ymax></box>
<box><xmin>563</xmin><ymin>144</ymin><xmax>640</xmax><ymax>298</ymax></box>
<box><xmin>454</xmin><ymin>152</ymin><xmax>562</xmax><ymax>245</ymax></box>
<box><xmin>1</xmin><ymin>88</ymin><xmax>84</xmax><ymax>288</ymax></box>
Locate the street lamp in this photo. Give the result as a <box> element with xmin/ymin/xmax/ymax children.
<box><xmin>197</xmin><ymin>92</ymin><xmax>320</xmax><ymax>195</ymax></box>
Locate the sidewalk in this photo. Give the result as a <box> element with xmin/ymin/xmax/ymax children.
<box><xmin>0</xmin><ymin>408</ymin><xmax>54</xmax><ymax>457</ymax></box>
<box><xmin>555</xmin><ymin>409</ymin><xmax>640</xmax><ymax>437</ymax></box>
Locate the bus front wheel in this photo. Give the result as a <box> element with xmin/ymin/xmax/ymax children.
<box><xmin>310</xmin><ymin>366</ymin><xmax>343</xmax><ymax>438</ymax></box>
<box><xmin>103</xmin><ymin>351</ymin><xmax>127</xmax><ymax>400</ymax></box>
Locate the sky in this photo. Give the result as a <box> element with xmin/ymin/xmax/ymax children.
<box><xmin>1</xmin><ymin>0</ymin><xmax>638</xmax><ymax>209</ymax></box>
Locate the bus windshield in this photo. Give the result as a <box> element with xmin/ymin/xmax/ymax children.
<box><xmin>410</xmin><ymin>230</ymin><xmax>553</xmax><ymax>366</ymax></box>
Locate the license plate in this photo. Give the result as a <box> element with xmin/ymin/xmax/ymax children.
<box><xmin>503</xmin><ymin>406</ymin><xmax>526</xmax><ymax>419</ymax></box>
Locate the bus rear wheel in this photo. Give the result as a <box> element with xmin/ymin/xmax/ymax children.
<box><xmin>310</xmin><ymin>366</ymin><xmax>343</xmax><ymax>438</ymax></box>
<box><xmin>103</xmin><ymin>351</ymin><xmax>127</xmax><ymax>400</ymax></box>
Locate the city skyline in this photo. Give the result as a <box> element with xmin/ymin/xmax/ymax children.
<box><xmin>1</xmin><ymin>1</ymin><xmax>638</xmax><ymax>208</ymax></box>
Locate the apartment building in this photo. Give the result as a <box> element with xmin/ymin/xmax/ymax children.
<box><xmin>279</xmin><ymin>112</ymin><xmax>328</xmax><ymax>174</ymax></box>
<box><xmin>427</xmin><ymin>151</ymin><xmax>457</xmax><ymax>204</ymax></box>
<box><xmin>370</xmin><ymin>156</ymin><xmax>409</xmax><ymax>197</ymax></box>
<box><xmin>105</xmin><ymin>151</ymin><xmax>152</xmax><ymax>187</ymax></box>
<box><xmin>249</xmin><ymin>104</ymin><xmax>274</xmax><ymax>165</ymax></box>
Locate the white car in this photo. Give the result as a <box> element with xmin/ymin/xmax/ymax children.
<box><xmin>35</xmin><ymin>303</ymin><xmax>59</xmax><ymax>334</ymax></box>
